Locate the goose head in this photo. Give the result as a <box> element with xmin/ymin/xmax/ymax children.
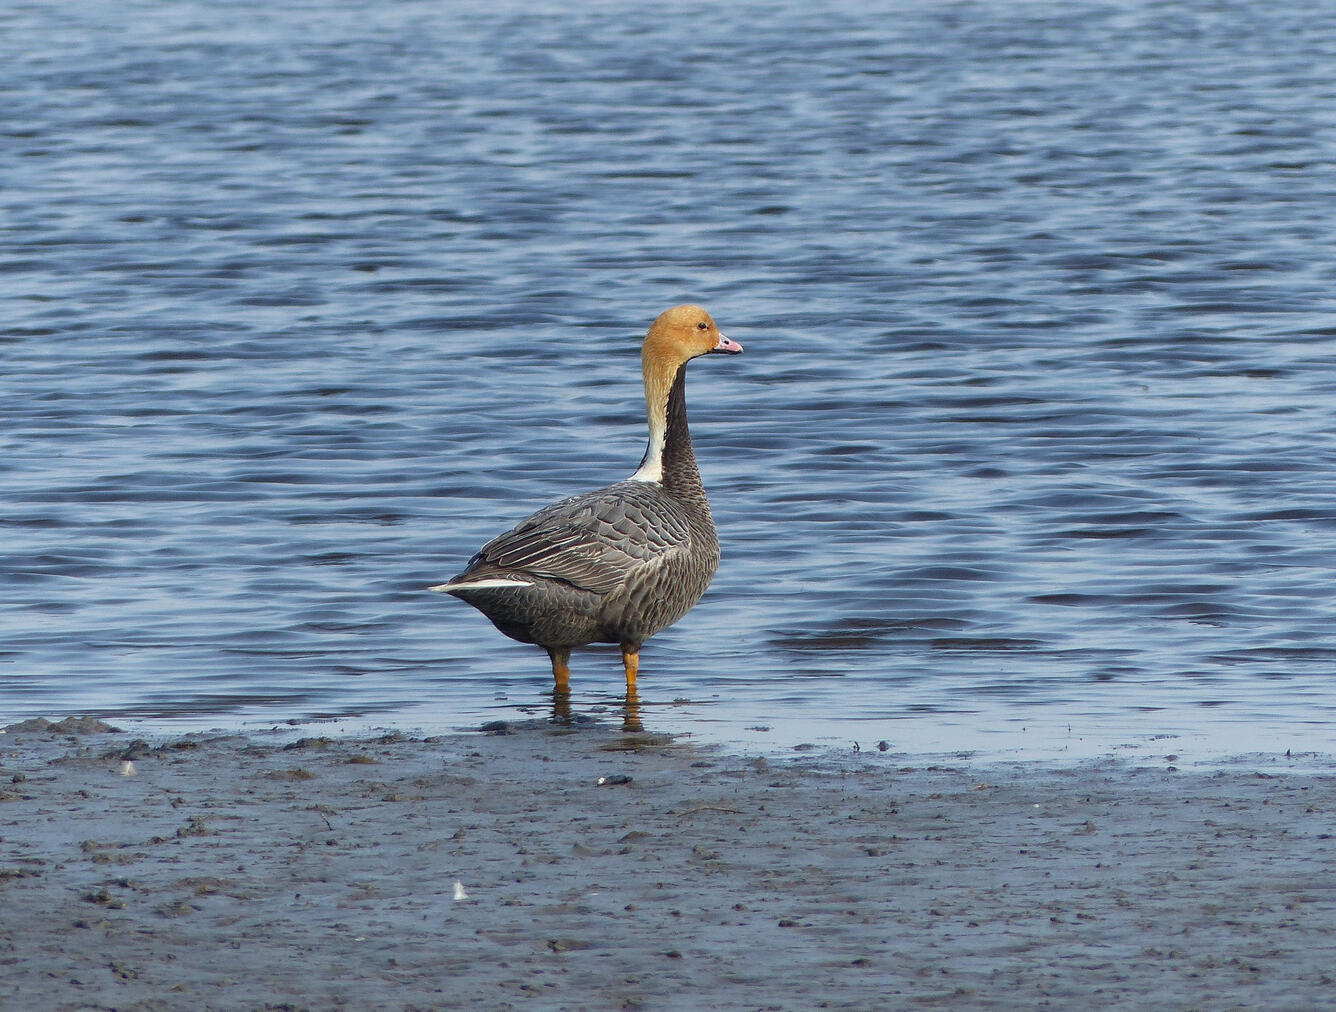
<box><xmin>642</xmin><ymin>304</ymin><xmax>743</xmax><ymax>402</ymax></box>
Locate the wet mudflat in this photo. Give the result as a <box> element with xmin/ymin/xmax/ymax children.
<box><xmin>3</xmin><ymin>719</ymin><xmax>1334</xmax><ymax>1010</ymax></box>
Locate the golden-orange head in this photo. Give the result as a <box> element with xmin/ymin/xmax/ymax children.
<box><xmin>641</xmin><ymin>304</ymin><xmax>742</xmax><ymax>385</ymax></box>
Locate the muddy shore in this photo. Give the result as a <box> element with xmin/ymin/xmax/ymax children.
<box><xmin>2</xmin><ymin>717</ymin><xmax>1334</xmax><ymax>1011</ymax></box>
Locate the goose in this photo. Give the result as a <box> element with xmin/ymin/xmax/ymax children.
<box><xmin>431</xmin><ymin>305</ymin><xmax>742</xmax><ymax>701</ymax></box>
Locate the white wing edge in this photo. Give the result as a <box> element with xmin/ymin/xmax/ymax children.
<box><xmin>429</xmin><ymin>577</ymin><xmax>534</xmax><ymax>593</ymax></box>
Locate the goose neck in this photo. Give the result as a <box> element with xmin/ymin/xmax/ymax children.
<box><xmin>631</xmin><ymin>364</ymin><xmax>704</xmax><ymax>497</ymax></box>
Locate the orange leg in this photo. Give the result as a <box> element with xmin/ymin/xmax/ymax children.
<box><xmin>621</xmin><ymin>644</ymin><xmax>642</xmax><ymax>731</ymax></box>
<box><xmin>620</xmin><ymin>643</ymin><xmax>640</xmax><ymax>695</ymax></box>
<box><xmin>547</xmin><ymin>646</ymin><xmax>571</xmax><ymax>697</ymax></box>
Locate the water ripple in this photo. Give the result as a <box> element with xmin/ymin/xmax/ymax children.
<box><xmin>4</xmin><ymin>0</ymin><xmax>1336</xmax><ymax>758</ymax></box>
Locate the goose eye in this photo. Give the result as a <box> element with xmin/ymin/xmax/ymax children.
<box><xmin>696</xmin><ymin>321</ymin><xmax>710</xmax><ymax>330</ymax></box>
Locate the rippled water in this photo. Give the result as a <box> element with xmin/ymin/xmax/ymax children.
<box><xmin>5</xmin><ymin>0</ymin><xmax>1336</xmax><ymax>760</ymax></box>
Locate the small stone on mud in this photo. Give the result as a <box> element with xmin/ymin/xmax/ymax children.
<box><xmin>267</xmin><ymin>768</ymin><xmax>316</xmax><ymax>782</ymax></box>
<box><xmin>546</xmin><ymin>937</ymin><xmax>594</xmax><ymax>953</ymax></box>
<box><xmin>120</xmin><ymin>740</ymin><xmax>153</xmax><ymax>760</ymax></box>
<box><xmin>283</xmin><ymin>737</ymin><xmax>331</xmax><ymax>751</ymax></box>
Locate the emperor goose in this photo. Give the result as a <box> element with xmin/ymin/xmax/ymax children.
<box><xmin>431</xmin><ymin>305</ymin><xmax>742</xmax><ymax>699</ymax></box>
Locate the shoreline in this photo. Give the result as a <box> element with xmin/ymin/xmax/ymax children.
<box><xmin>3</xmin><ymin>717</ymin><xmax>1335</xmax><ymax>1010</ymax></box>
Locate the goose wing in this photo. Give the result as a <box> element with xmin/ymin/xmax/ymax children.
<box><xmin>456</xmin><ymin>482</ymin><xmax>690</xmax><ymax>595</ymax></box>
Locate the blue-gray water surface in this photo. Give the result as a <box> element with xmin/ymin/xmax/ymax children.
<box><xmin>5</xmin><ymin>0</ymin><xmax>1336</xmax><ymax>761</ymax></box>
